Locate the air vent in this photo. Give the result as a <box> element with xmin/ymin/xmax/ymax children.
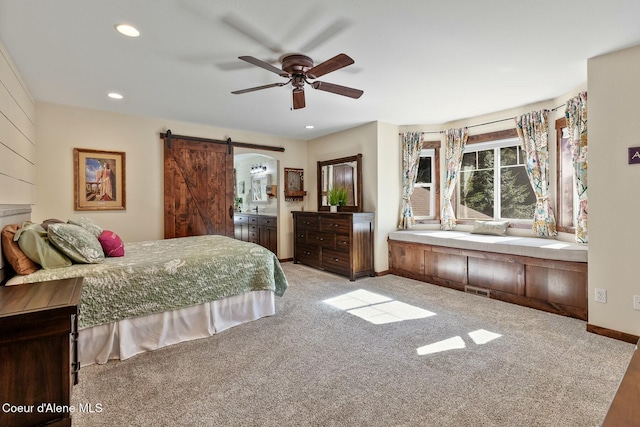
<box><xmin>464</xmin><ymin>285</ymin><xmax>490</xmax><ymax>298</ymax></box>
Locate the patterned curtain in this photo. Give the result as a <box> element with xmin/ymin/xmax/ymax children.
<box><xmin>440</xmin><ymin>128</ymin><xmax>468</xmax><ymax>230</ymax></box>
<box><xmin>398</xmin><ymin>132</ymin><xmax>423</xmax><ymax>229</ymax></box>
<box><xmin>565</xmin><ymin>92</ymin><xmax>588</xmax><ymax>243</ymax></box>
<box><xmin>515</xmin><ymin>110</ymin><xmax>557</xmax><ymax>237</ymax></box>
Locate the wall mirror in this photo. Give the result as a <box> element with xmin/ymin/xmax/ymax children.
<box><xmin>317</xmin><ymin>153</ymin><xmax>363</xmax><ymax>212</ymax></box>
<box><xmin>251</xmin><ymin>174</ymin><xmax>271</xmax><ymax>203</ymax></box>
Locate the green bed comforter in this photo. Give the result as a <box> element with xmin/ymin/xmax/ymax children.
<box><xmin>12</xmin><ymin>235</ymin><xmax>288</xmax><ymax>329</ymax></box>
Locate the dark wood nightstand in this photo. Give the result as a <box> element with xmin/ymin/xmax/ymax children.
<box><xmin>0</xmin><ymin>277</ymin><xmax>83</xmax><ymax>427</ymax></box>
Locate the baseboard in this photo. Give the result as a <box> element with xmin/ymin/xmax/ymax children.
<box><xmin>278</xmin><ymin>257</ymin><xmax>293</xmax><ymax>263</ymax></box>
<box><xmin>587</xmin><ymin>323</ymin><xmax>640</xmax><ymax>344</ymax></box>
<box><xmin>375</xmin><ymin>270</ymin><xmax>391</xmax><ymax>277</ymax></box>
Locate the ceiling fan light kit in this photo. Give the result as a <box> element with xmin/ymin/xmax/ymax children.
<box><xmin>232</xmin><ymin>53</ymin><xmax>363</xmax><ymax>110</ymax></box>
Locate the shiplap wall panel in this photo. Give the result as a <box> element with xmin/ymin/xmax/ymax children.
<box><xmin>0</xmin><ymin>40</ymin><xmax>35</xmax><ymax>205</ymax></box>
<box><xmin>0</xmin><ymin>174</ymin><xmax>34</xmax><ymax>204</ymax></box>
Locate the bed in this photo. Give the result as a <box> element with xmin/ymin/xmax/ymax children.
<box><xmin>1</xmin><ymin>208</ymin><xmax>288</xmax><ymax>366</ymax></box>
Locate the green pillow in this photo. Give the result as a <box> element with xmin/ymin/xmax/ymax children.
<box><xmin>16</xmin><ymin>222</ymin><xmax>72</xmax><ymax>269</ymax></box>
<box><xmin>48</xmin><ymin>223</ymin><xmax>105</xmax><ymax>264</ymax></box>
<box><xmin>68</xmin><ymin>216</ymin><xmax>103</xmax><ymax>237</ymax></box>
<box><xmin>470</xmin><ymin>220</ymin><xmax>510</xmax><ymax>236</ymax></box>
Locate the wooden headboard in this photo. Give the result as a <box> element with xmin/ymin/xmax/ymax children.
<box><xmin>0</xmin><ymin>204</ymin><xmax>32</xmax><ymax>283</ymax></box>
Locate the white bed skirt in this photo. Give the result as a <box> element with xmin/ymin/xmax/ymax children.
<box><xmin>78</xmin><ymin>290</ymin><xmax>275</xmax><ymax>366</ymax></box>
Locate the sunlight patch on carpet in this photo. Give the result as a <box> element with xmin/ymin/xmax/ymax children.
<box><xmin>417</xmin><ymin>336</ymin><xmax>466</xmax><ymax>355</ymax></box>
<box><xmin>417</xmin><ymin>329</ymin><xmax>503</xmax><ymax>356</ymax></box>
<box><xmin>468</xmin><ymin>329</ymin><xmax>502</xmax><ymax>345</ymax></box>
<box><xmin>323</xmin><ymin>289</ymin><xmax>436</xmax><ymax>324</ymax></box>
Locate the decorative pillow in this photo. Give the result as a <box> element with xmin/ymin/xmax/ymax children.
<box><xmin>470</xmin><ymin>220</ymin><xmax>510</xmax><ymax>236</ymax></box>
<box><xmin>16</xmin><ymin>222</ymin><xmax>72</xmax><ymax>269</ymax></box>
<box><xmin>1</xmin><ymin>224</ymin><xmax>40</xmax><ymax>275</ymax></box>
<box><xmin>41</xmin><ymin>218</ymin><xmax>65</xmax><ymax>231</ymax></box>
<box><xmin>98</xmin><ymin>230</ymin><xmax>125</xmax><ymax>257</ymax></box>
<box><xmin>48</xmin><ymin>223</ymin><xmax>105</xmax><ymax>264</ymax></box>
<box><xmin>68</xmin><ymin>216</ymin><xmax>103</xmax><ymax>237</ymax></box>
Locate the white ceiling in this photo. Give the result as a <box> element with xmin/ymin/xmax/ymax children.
<box><xmin>1</xmin><ymin>0</ymin><xmax>640</xmax><ymax>140</ymax></box>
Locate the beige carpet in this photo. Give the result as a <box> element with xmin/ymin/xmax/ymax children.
<box><xmin>71</xmin><ymin>262</ymin><xmax>634</xmax><ymax>426</ymax></box>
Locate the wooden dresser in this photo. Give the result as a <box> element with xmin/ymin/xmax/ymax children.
<box><xmin>234</xmin><ymin>213</ymin><xmax>277</xmax><ymax>255</ymax></box>
<box><xmin>292</xmin><ymin>211</ymin><xmax>374</xmax><ymax>281</ymax></box>
<box><xmin>0</xmin><ymin>277</ymin><xmax>83</xmax><ymax>427</ymax></box>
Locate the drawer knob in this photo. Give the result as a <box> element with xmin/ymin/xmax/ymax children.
<box><xmin>333</xmin><ymin>223</ymin><xmax>339</xmax><ymax>227</ymax></box>
<box><xmin>333</xmin><ymin>257</ymin><xmax>340</xmax><ymax>262</ymax></box>
<box><xmin>304</xmin><ymin>251</ymin><xmax>311</xmax><ymax>255</ymax></box>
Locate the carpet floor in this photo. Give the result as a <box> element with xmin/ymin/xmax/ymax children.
<box><xmin>71</xmin><ymin>262</ymin><xmax>635</xmax><ymax>426</ymax></box>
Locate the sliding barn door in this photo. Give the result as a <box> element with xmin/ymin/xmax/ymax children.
<box><xmin>163</xmin><ymin>133</ymin><xmax>234</xmax><ymax>239</ymax></box>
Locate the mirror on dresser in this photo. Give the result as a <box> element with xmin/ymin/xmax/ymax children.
<box><xmin>317</xmin><ymin>153</ymin><xmax>363</xmax><ymax>212</ymax></box>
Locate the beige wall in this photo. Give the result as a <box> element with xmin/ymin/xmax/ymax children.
<box><xmin>588</xmin><ymin>44</ymin><xmax>640</xmax><ymax>337</ymax></box>
<box><xmin>34</xmin><ymin>102</ymin><xmax>307</xmax><ymax>260</ymax></box>
<box><xmin>0</xmin><ymin>40</ymin><xmax>35</xmax><ymax>204</ymax></box>
<box><xmin>307</xmin><ymin>122</ymin><xmax>391</xmax><ymax>271</ymax></box>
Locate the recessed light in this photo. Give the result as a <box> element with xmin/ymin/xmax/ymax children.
<box><xmin>115</xmin><ymin>24</ymin><xmax>140</xmax><ymax>37</ymax></box>
<box><xmin>305</xmin><ymin>125</ymin><xmax>315</xmax><ymax>129</ymax></box>
<box><xmin>107</xmin><ymin>92</ymin><xmax>123</xmax><ymax>100</ymax></box>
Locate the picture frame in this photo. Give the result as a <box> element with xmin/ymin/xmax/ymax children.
<box><xmin>74</xmin><ymin>148</ymin><xmax>126</xmax><ymax>210</ymax></box>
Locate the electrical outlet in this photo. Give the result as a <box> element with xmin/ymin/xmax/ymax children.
<box><xmin>634</xmin><ymin>295</ymin><xmax>640</xmax><ymax>311</ymax></box>
<box><xmin>595</xmin><ymin>288</ymin><xmax>607</xmax><ymax>303</ymax></box>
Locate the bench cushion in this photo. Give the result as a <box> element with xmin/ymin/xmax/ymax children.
<box><xmin>388</xmin><ymin>230</ymin><xmax>587</xmax><ymax>263</ymax></box>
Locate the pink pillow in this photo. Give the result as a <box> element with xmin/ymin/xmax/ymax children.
<box><xmin>98</xmin><ymin>230</ymin><xmax>125</xmax><ymax>257</ymax></box>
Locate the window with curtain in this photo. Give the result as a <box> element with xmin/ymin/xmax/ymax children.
<box><xmin>457</xmin><ymin>138</ymin><xmax>536</xmax><ymax>220</ymax></box>
<box><xmin>412</xmin><ymin>148</ymin><xmax>435</xmax><ymax>219</ymax></box>
<box><xmin>555</xmin><ymin>117</ymin><xmax>576</xmax><ymax>232</ymax></box>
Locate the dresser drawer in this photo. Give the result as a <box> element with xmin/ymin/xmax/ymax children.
<box><xmin>296</xmin><ymin>214</ymin><xmax>319</xmax><ymax>229</ymax></box>
<box><xmin>295</xmin><ymin>229</ymin><xmax>308</xmax><ymax>245</ymax></box>
<box><xmin>249</xmin><ymin>216</ymin><xmax>259</xmax><ymax>225</ymax></box>
<box><xmin>234</xmin><ymin>214</ymin><xmax>249</xmax><ymax>224</ymax></box>
<box><xmin>322</xmin><ymin>248</ymin><xmax>351</xmax><ymax>275</ymax></box>
<box><xmin>321</xmin><ymin>216</ymin><xmax>350</xmax><ymax>234</ymax></box>
<box><xmin>335</xmin><ymin>234</ymin><xmax>351</xmax><ymax>252</ymax></box>
<box><xmin>249</xmin><ymin>231</ymin><xmax>258</xmax><ymax>243</ymax></box>
<box><xmin>258</xmin><ymin>216</ymin><xmax>276</xmax><ymax>227</ymax></box>
<box><xmin>308</xmin><ymin>231</ymin><xmax>335</xmax><ymax>248</ymax></box>
<box><xmin>296</xmin><ymin>244</ymin><xmax>321</xmax><ymax>267</ymax></box>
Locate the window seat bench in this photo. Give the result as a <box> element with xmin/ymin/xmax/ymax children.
<box><xmin>388</xmin><ymin>230</ymin><xmax>588</xmax><ymax>320</ymax></box>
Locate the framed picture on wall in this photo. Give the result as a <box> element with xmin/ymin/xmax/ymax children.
<box><xmin>74</xmin><ymin>148</ymin><xmax>126</xmax><ymax>210</ymax></box>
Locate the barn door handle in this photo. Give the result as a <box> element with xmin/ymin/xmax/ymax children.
<box><xmin>229</xmin><ymin>206</ymin><xmax>234</xmax><ymax>219</ymax></box>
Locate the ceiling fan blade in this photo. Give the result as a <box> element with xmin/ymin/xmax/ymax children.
<box><xmin>306</xmin><ymin>53</ymin><xmax>354</xmax><ymax>79</ymax></box>
<box><xmin>292</xmin><ymin>88</ymin><xmax>306</xmax><ymax>109</ymax></box>
<box><xmin>298</xmin><ymin>19</ymin><xmax>350</xmax><ymax>53</ymax></box>
<box><xmin>232</xmin><ymin>82</ymin><xmax>288</xmax><ymax>95</ymax></box>
<box><xmin>311</xmin><ymin>81</ymin><xmax>363</xmax><ymax>99</ymax></box>
<box><xmin>238</xmin><ymin>56</ymin><xmax>289</xmax><ymax>77</ymax></box>
<box><xmin>222</xmin><ymin>14</ymin><xmax>283</xmax><ymax>54</ymax></box>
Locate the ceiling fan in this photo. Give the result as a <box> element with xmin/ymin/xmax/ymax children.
<box><xmin>231</xmin><ymin>53</ymin><xmax>363</xmax><ymax>109</ymax></box>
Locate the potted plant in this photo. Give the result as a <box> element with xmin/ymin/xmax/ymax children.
<box><xmin>234</xmin><ymin>197</ymin><xmax>243</xmax><ymax>212</ymax></box>
<box><xmin>327</xmin><ymin>186</ymin><xmax>348</xmax><ymax>212</ymax></box>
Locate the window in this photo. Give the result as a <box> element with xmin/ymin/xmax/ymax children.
<box><xmin>457</xmin><ymin>138</ymin><xmax>535</xmax><ymax>220</ymax></box>
<box><xmin>556</xmin><ymin>117</ymin><xmax>575</xmax><ymax>232</ymax></box>
<box><xmin>413</xmin><ymin>149</ymin><xmax>435</xmax><ymax>219</ymax></box>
